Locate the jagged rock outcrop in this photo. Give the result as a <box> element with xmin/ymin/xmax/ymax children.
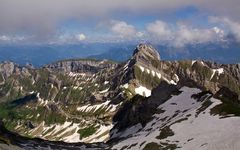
<box><xmin>0</xmin><ymin>61</ymin><xmax>17</xmax><ymax>78</ymax></box>
<box><xmin>224</xmin><ymin>63</ymin><xmax>240</xmax><ymax>81</ymax></box>
<box><xmin>132</xmin><ymin>43</ymin><xmax>160</xmax><ymax>64</ymax></box>
<box><xmin>45</xmin><ymin>59</ymin><xmax>117</xmax><ymax>73</ymax></box>
<box><xmin>112</xmin><ymin>81</ymin><xmax>179</xmax><ymax>131</ymax></box>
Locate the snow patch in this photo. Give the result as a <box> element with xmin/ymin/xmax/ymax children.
<box><xmin>123</xmin><ymin>61</ymin><xmax>130</xmax><ymax>71</ymax></box>
<box><xmin>69</xmin><ymin>72</ymin><xmax>86</xmax><ymax>77</ymax></box>
<box><xmin>146</xmin><ymin>69</ymin><xmax>150</xmax><ymax>74</ymax></box>
<box><xmin>112</xmin><ymin>87</ymin><xmax>240</xmax><ymax>150</ymax></box>
<box><xmin>29</xmin><ymin>91</ymin><xmax>35</xmax><ymax>94</ymax></box>
<box><xmin>77</xmin><ymin>100</ymin><xmax>118</xmax><ymax>113</ymax></box>
<box><xmin>210</xmin><ymin>68</ymin><xmax>224</xmax><ymax>79</ymax></box>
<box><xmin>174</xmin><ymin>74</ymin><xmax>179</xmax><ymax>82</ymax></box>
<box><xmin>151</xmin><ymin>70</ymin><xmax>156</xmax><ymax>77</ymax></box>
<box><xmin>156</xmin><ymin>72</ymin><xmax>161</xmax><ymax>79</ymax></box>
<box><xmin>99</xmin><ymin>88</ymin><xmax>109</xmax><ymax>94</ymax></box>
<box><xmin>104</xmin><ymin>81</ymin><xmax>109</xmax><ymax>85</ymax></box>
<box><xmin>135</xmin><ymin>85</ymin><xmax>151</xmax><ymax>97</ymax></box>
<box><xmin>191</xmin><ymin>60</ymin><xmax>196</xmax><ymax>65</ymax></box>
<box><xmin>81</xmin><ymin>124</ymin><xmax>113</xmax><ymax>143</ymax></box>
<box><xmin>121</xmin><ymin>83</ymin><xmax>129</xmax><ymax>89</ymax></box>
<box><xmin>139</xmin><ymin>65</ymin><xmax>144</xmax><ymax>72</ymax></box>
<box><xmin>170</xmin><ymin>80</ymin><xmax>177</xmax><ymax>85</ymax></box>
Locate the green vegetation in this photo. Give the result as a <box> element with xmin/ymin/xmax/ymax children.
<box><xmin>57</xmin><ymin>73</ymin><xmax>74</xmax><ymax>87</ymax></box>
<box><xmin>160</xmin><ymin>142</ymin><xmax>178</xmax><ymax>150</ymax></box>
<box><xmin>156</xmin><ymin>126</ymin><xmax>174</xmax><ymax>140</ymax></box>
<box><xmin>218</xmin><ymin>74</ymin><xmax>240</xmax><ymax>97</ymax></box>
<box><xmin>0</xmin><ymin>103</ymin><xmax>21</xmax><ymax>121</ymax></box>
<box><xmin>34</xmin><ymin>69</ymin><xmax>51</xmax><ymax>99</ymax></box>
<box><xmin>78</xmin><ymin>125</ymin><xmax>97</xmax><ymax>139</ymax></box>
<box><xmin>149</xmin><ymin>57</ymin><xmax>161</xmax><ymax>69</ymax></box>
<box><xmin>211</xmin><ymin>99</ymin><xmax>240</xmax><ymax>116</ymax></box>
<box><xmin>0</xmin><ymin>136</ymin><xmax>10</xmax><ymax>145</ymax></box>
<box><xmin>143</xmin><ymin>142</ymin><xmax>162</xmax><ymax>150</ymax></box>
<box><xmin>179</xmin><ymin>60</ymin><xmax>192</xmax><ymax>70</ymax></box>
<box><xmin>0</xmin><ymin>79</ymin><xmax>19</xmax><ymax>102</ymax></box>
<box><xmin>0</xmin><ymin>74</ymin><xmax>4</xmax><ymax>83</ymax></box>
<box><xmin>67</xmin><ymin>88</ymin><xmax>82</xmax><ymax>102</ymax></box>
<box><xmin>43</xmin><ymin>109</ymin><xmax>66</xmax><ymax>125</ymax></box>
<box><xmin>55</xmin><ymin>57</ymin><xmax>118</xmax><ymax>65</ymax></box>
<box><xmin>192</xmin><ymin>62</ymin><xmax>213</xmax><ymax>80</ymax></box>
<box><xmin>0</xmin><ymin>95</ymin><xmax>66</xmax><ymax>130</ymax></box>
<box><xmin>4</xmin><ymin>120</ymin><xmax>18</xmax><ymax>131</ymax></box>
<box><xmin>55</xmin><ymin>88</ymin><xmax>70</xmax><ymax>103</ymax></box>
<box><xmin>93</xmin><ymin>106</ymin><xmax>108</xmax><ymax>115</ymax></box>
<box><xmin>19</xmin><ymin>77</ymin><xmax>34</xmax><ymax>91</ymax></box>
<box><xmin>134</xmin><ymin>65</ymin><xmax>161</xmax><ymax>89</ymax></box>
<box><xmin>195</xmin><ymin>100</ymin><xmax>213</xmax><ymax>117</ymax></box>
<box><xmin>122</xmin><ymin>85</ymin><xmax>135</xmax><ymax>99</ymax></box>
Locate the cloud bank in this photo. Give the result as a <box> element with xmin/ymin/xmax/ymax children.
<box><xmin>1</xmin><ymin>0</ymin><xmax>240</xmax><ymax>33</ymax></box>
<box><xmin>210</xmin><ymin>16</ymin><xmax>240</xmax><ymax>41</ymax></box>
<box><xmin>0</xmin><ymin>0</ymin><xmax>240</xmax><ymax>45</ymax></box>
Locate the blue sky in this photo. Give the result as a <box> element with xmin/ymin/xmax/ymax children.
<box><xmin>0</xmin><ymin>0</ymin><xmax>240</xmax><ymax>46</ymax></box>
<box><xmin>59</xmin><ymin>6</ymin><xmax>207</xmax><ymax>34</ymax></box>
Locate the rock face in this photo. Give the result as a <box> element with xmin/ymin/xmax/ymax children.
<box><xmin>132</xmin><ymin>43</ymin><xmax>160</xmax><ymax>63</ymax></box>
<box><xmin>0</xmin><ymin>43</ymin><xmax>240</xmax><ymax>149</ymax></box>
<box><xmin>45</xmin><ymin>59</ymin><xmax>117</xmax><ymax>73</ymax></box>
<box><xmin>224</xmin><ymin>63</ymin><xmax>240</xmax><ymax>81</ymax></box>
<box><xmin>0</xmin><ymin>61</ymin><xmax>17</xmax><ymax>78</ymax></box>
<box><xmin>112</xmin><ymin>81</ymin><xmax>179</xmax><ymax>131</ymax></box>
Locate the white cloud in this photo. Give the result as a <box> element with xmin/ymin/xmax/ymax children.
<box><xmin>55</xmin><ymin>20</ymin><xmax>227</xmax><ymax>44</ymax></box>
<box><xmin>209</xmin><ymin>16</ymin><xmax>240</xmax><ymax>41</ymax></box>
<box><xmin>76</xmin><ymin>33</ymin><xmax>86</xmax><ymax>41</ymax></box>
<box><xmin>212</xmin><ymin>26</ymin><xmax>224</xmax><ymax>37</ymax></box>
<box><xmin>1</xmin><ymin>0</ymin><xmax>240</xmax><ymax>41</ymax></box>
<box><xmin>0</xmin><ymin>35</ymin><xmax>10</xmax><ymax>41</ymax></box>
<box><xmin>136</xmin><ymin>31</ymin><xmax>144</xmax><ymax>38</ymax></box>
<box><xmin>0</xmin><ymin>35</ymin><xmax>26</xmax><ymax>43</ymax></box>
<box><xmin>95</xmin><ymin>19</ymin><xmax>225</xmax><ymax>45</ymax></box>
<box><xmin>110</xmin><ymin>20</ymin><xmax>137</xmax><ymax>38</ymax></box>
<box><xmin>53</xmin><ymin>33</ymin><xmax>87</xmax><ymax>44</ymax></box>
<box><xmin>146</xmin><ymin>20</ymin><xmax>172</xmax><ymax>40</ymax></box>
<box><xmin>173</xmin><ymin>24</ymin><xmax>221</xmax><ymax>47</ymax></box>
<box><xmin>145</xmin><ymin>20</ymin><xmax>224</xmax><ymax>47</ymax></box>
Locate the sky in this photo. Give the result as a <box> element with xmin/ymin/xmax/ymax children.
<box><xmin>1</xmin><ymin>0</ymin><xmax>240</xmax><ymax>47</ymax></box>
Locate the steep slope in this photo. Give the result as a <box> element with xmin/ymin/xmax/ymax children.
<box><xmin>110</xmin><ymin>85</ymin><xmax>240</xmax><ymax>150</ymax></box>
<box><xmin>0</xmin><ymin>59</ymin><xmax>122</xmax><ymax>143</ymax></box>
<box><xmin>0</xmin><ymin>120</ymin><xmax>107</xmax><ymax>150</ymax></box>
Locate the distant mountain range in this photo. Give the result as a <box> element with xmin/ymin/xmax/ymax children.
<box><xmin>89</xmin><ymin>42</ymin><xmax>240</xmax><ymax>64</ymax></box>
<box><xmin>0</xmin><ymin>41</ymin><xmax>239</xmax><ymax>68</ymax></box>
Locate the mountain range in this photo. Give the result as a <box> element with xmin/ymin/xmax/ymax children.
<box><xmin>0</xmin><ymin>43</ymin><xmax>240</xmax><ymax>150</ymax></box>
<box><xmin>0</xmin><ymin>41</ymin><xmax>239</xmax><ymax>68</ymax></box>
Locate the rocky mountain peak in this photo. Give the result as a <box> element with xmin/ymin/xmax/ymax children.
<box><xmin>0</xmin><ymin>61</ymin><xmax>18</xmax><ymax>78</ymax></box>
<box><xmin>132</xmin><ymin>43</ymin><xmax>161</xmax><ymax>62</ymax></box>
